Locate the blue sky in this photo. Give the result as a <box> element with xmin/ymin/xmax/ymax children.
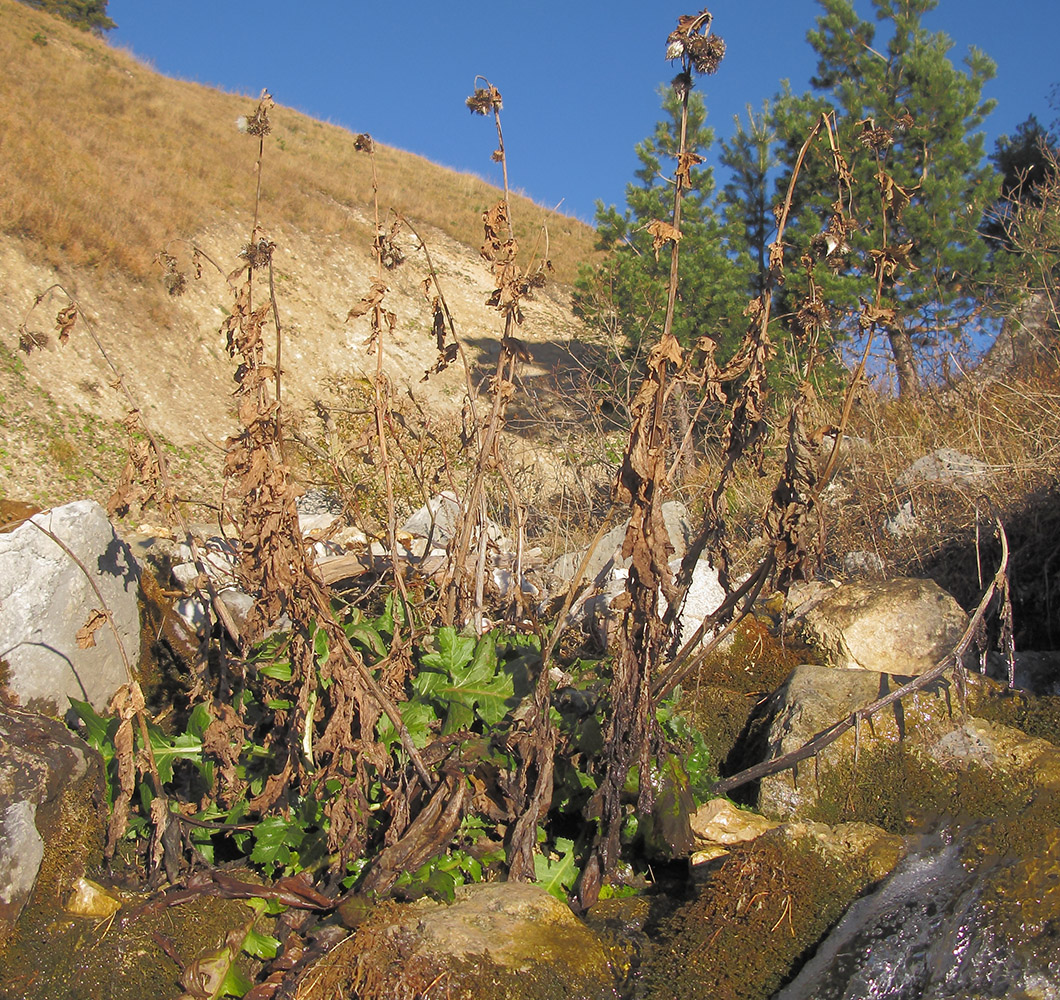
<box><xmin>107</xmin><ymin>1</ymin><xmax>1058</xmax><ymax>225</ymax></box>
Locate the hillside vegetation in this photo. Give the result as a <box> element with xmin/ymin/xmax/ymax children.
<box><xmin>0</xmin><ymin>0</ymin><xmax>596</xmax><ymax>287</ymax></box>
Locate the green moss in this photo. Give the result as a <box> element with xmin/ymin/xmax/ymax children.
<box><xmin>639</xmin><ymin>832</ymin><xmax>875</xmax><ymax>1000</ymax></box>
<box><xmin>685</xmin><ymin>617</ymin><xmax>810</xmax><ymax>770</ymax></box>
<box><xmin>0</xmin><ymin>884</ymin><xmax>267</xmax><ymax>1000</ymax></box>
<box><xmin>972</xmin><ymin>687</ymin><xmax>1060</xmax><ymax>748</ymax></box>
<box><xmin>788</xmin><ymin>735</ymin><xmax>1059</xmax><ymax>836</ymax></box>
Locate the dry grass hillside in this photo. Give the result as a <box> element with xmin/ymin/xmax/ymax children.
<box><xmin>0</xmin><ymin>0</ymin><xmax>604</xmax><ymax>513</ymax></box>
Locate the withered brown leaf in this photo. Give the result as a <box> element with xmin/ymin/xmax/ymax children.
<box><xmin>76</xmin><ymin>609</ymin><xmax>107</xmax><ymax>649</ymax></box>
<box><xmin>55</xmin><ymin>304</ymin><xmax>77</xmax><ymax>345</ymax></box>
<box><xmin>647</xmin><ymin>220</ymin><xmax>682</xmax><ymax>261</ymax></box>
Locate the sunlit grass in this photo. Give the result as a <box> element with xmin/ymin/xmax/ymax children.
<box><xmin>0</xmin><ymin>0</ymin><xmax>597</xmax><ymax>287</ymax></box>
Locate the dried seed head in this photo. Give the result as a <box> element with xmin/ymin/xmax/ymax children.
<box><xmin>892</xmin><ymin>111</ymin><xmax>914</xmax><ymax>133</ymax></box>
<box><xmin>858</xmin><ymin>123</ymin><xmax>894</xmax><ymax>152</ymax></box>
<box><xmin>165</xmin><ymin>270</ymin><xmax>187</xmax><ymax>296</ymax></box>
<box><xmin>687</xmin><ymin>32</ymin><xmax>725</xmax><ymax>74</ymax></box>
<box><xmin>243</xmin><ymin>91</ymin><xmax>273</xmax><ymax>137</ymax></box>
<box><xmin>672</xmin><ymin>71</ymin><xmax>692</xmax><ymax>101</ymax></box>
<box><xmin>666</xmin><ymin>10</ymin><xmax>722</xmax><ymax>75</ymax></box>
<box><xmin>354</xmin><ymin>132</ymin><xmax>374</xmax><ymax>153</ymax></box>
<box><xmin>240</xmin><ymin>238</ymin><xmax>275</xmax><ymax>270</ymax></box>
<box><xmin>796</xmin><ymin>297</ymin><xmax>830</xmax><ymax>335</ymax></box>
<box><xmin>466</xmin><ymin>86</ymin><xmax>503</xmax><ymax>116</ymax></box>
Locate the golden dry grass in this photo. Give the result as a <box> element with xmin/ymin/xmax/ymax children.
<box><xmin>0</xmin><ymin>0</ymin><xmax>598</xmax><ymax>287</ymax></box>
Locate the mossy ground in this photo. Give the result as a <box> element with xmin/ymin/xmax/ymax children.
<box><xmin>637</xmin><ymin>831</ymin><xmax>876</xmax><ymax>1000</ymax></box>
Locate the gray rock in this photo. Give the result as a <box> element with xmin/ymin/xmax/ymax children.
<box><xmin>749</xmin><ymin>664</ymin><xmax>958</xmax><ymax>820</ymax></box>
<box><xmin>549</xmin><ymin>500</ymin><xmax>692</xmax><ymax>587</ymax></box>
<box><xmin>883</xmin><ymin>499</ymin><xmax>918</xmax><ymax>538</ymax></box>
<box><xmin>842</xmin><ymin>550</ymin><xmax>885</xmax><ymax>577</ymax></box>
<box><xmin>0</xmin><ymin>701</ymin><xmax>104</xmax><ymax>944</ymax></box>
<box><xmin>897</xmin><ymin>447</ymin><xmax>992</xmax><ymax>488</ymax></box>
<box><xmin>799</xmin><ymin>578</ymin><xmax>968</xmax><ymax>675</ymax></box>
<box><xmin>399</xmin><ymin>490</ymin><xmax>464</xmax><ymax>545</ymax></box>
<box><xmin>747</xmin><ymin>662</ymin><xmax>1060</xmax><ymax>823</ymax></box>
<box><xmin>0</xmin><ymin>500</ymin><xmax>141</xmax><ymax>715</ymax></box>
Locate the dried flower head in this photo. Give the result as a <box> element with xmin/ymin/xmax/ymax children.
<box><xmin>892</xmin><ymin>111</ymin><xmax>914</xmax><ymax>133</ymax></box>
<box><xmin>18</xmin><ymin>328</ymin><xmax>48</xmax><ymax>354</ymax></box>
<box><xmin>858</xmin><ymin>119</ymin><xmax>894</xmax><ymax>153</ymax></box>
<box><xmin>466</xmin><ymin>85</ymin><xmax>503</xmax><ymax>116</ymax></box>
<box><xmin>240</xmin><ymin>238</ymin><xmax>275</xmax><ymax>270</ymax></box>
<box><xmin>666</xmin><ymin>10</ymin><xmax>723</xmax><ymax>75</ymax></box>
<box><xmin>687</xmin><ymin>32</ymin><xmax>726</xmax><ymax>74</ymax></box>
<box><xmin>156</xmin><ymin>250</ymin><xmax>187</xmax><ymax>296</ymax></box>
<box><xmin>795</xmin><ymin>296</ymin><xmax>830</xmax><ymax>336</ymax></box>
<box><xmin>354</xmin><ymin>132</ymin><xmax>374</xmax><ymax>153</ymax></box>
<box><xmin>242</xmin><ymin>90</ymin><xmax>274</xmax><ymax>137</ymax></box>
<box><xmin>672</xmin><ymin>71</ymin><xmax>692</xmax><ymax>101</ymax></box>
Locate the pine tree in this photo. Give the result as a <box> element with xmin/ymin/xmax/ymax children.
<box><xmin>766</xmin><ymin>0</ymin><xmax>998</xmax><ymax>396</ymax></box>
<box><xmin>720</xmin><ymin>101</ymin><xmax>779</xmax><ymax>299</ymax></box>
<box><xmin>982</xmin><ymin>116</ymin><xmax>1059</xmax><ymax>255</ymax></box>
<box><xmin>19</xmin><ymin>0</ymin><xmax>115</xmax><ymax>33</ymax></box>
<box><xmin>573</xmin><ymin>86</ymin><xmax>748</xmax><ymax>358</ymax></box>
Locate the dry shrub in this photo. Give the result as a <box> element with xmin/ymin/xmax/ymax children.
<box><xmin>823</xmin><ymin>363</ymin><xmax>1060</xmax><ymax>646</ymax></box>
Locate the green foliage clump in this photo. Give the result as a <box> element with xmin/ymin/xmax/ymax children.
<box><xmin>573</xmin><ymin>87</ymin><xmax>750</xmax><ymax>359</ymax></box>
<box><xmin>18</xmin><ymin>0</ymin><xmax>114</xmax><ymax>33</ymax></box>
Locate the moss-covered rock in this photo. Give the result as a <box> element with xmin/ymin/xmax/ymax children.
<box><xmin>637</xmin><ymin>822</ymin><xmax>902</xmax><ymax>1000</ymax></box>
<box><xmin>295</xmin><ymin>882</ymin><xmax>617</xmax><ymax>1000</ymax></box>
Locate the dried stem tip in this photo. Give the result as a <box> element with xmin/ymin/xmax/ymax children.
<box><xmin>666</xmin><ymin>10</ymin><xmax>725</xmax><ymax>75</ymax></box>
<box><xmin>466</xmin><ymin>85</ymin><xmax>503</xmax><ymax>116</ymax></box>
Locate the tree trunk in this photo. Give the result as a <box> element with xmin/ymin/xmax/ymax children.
<box><xmin>887</xmin><ymin>325</ymin><xmax>919</xmax><ymax>399</ymax></box>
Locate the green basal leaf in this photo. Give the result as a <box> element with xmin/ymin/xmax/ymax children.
<box><xmin>69</xmin><ymin>698</ymin><xmax>117</xmax><ymax>759</ymax></box>
<box><xmin>313</xmin><ymin>625</ymin><xmax>329</xmax><ymax>668</ymax></box>
<box><xmin>414</xmin><ymin>630</ymin><xmax>514</xmax><ymax>735</ymax></box>
<box><xmin>533</xmin><ymin>836</ymin><xmax>578</xmax><ymax>901</ymax></box>
<box><xmin>242</xmin><ymin>923</ymin><xmax>281</xmax><ymax>960</ymax></box>
<box><xmin>186</xmin><ymin>702</ymin><xmax>213</xmax><ymax>740</ymax></box>
<box><xmin>219</xmin><ymin>963</ymin><xmax>254</xmax><ymax>998</ymax></box>
<box><xmin>347</xmin><ymin>622</ymin><xmax>386</xmax><ymax>658</ymax></box>
<box><xmin>147</xmin><ymin>723</ymin><xmax>204</xmax><ymax>785</ymax></box>
<box><xmin>257</xmin><ymin>659</ymin><xmax>293</xmax><ymax>682</ymax></box>
<box><xmin>419</xmin><ymin>626</ymin><xmax>476</xmax><ymax>675</ymax></box>
<box><xmin>250</xmin><ymin>815</ymin><xmax>299</xmax><ymax>871</ymax></box>
<box><xmin>376</xmin><ymin>699</ymin><xmax>438</xmax><ymax>749</ymax></box>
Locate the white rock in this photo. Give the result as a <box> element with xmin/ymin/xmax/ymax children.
<box><xmin>0</xmin><ymin>501</ymin><xmax>141</xmax><ymax>713</ymax></box>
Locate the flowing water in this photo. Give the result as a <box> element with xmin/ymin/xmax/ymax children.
<box><xmin>774</xmin><ymin>829</ymin><xmax>1060</xmax><ymax>1000</ymax></box>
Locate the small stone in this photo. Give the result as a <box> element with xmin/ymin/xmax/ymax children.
<box><xmin>691</xmin><ymin>798</ymin><xmax>779</xmax><ymax>845</ymax></box>
<box><xmin>65</xmin><ymin>876</ymin><xmax>121</xmax><ymax>918</ymax></box>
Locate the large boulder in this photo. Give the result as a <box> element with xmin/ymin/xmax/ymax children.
<box><xmin>0</xmin><ymin>500</ymin><xmax>141</xmax><ymax>715</ymax></box>
<box><xmin>742</xmin><ymin>663</ymin><xmax>1060</xmax><ymax>824</ymax></box>
<box><xmin>798</xmin><ymin>578</ymin><xmax>968</xmax><ymax>675</ymax></box>
<box><xmin>298</xmin><ymin>882</ymin><xmax>616</xmax><ymax>1000</ymax></box>
<box><xmin>0</xmin><ymin>700</ymin><xmax>105</xmax><ymax>945</ymax></box>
